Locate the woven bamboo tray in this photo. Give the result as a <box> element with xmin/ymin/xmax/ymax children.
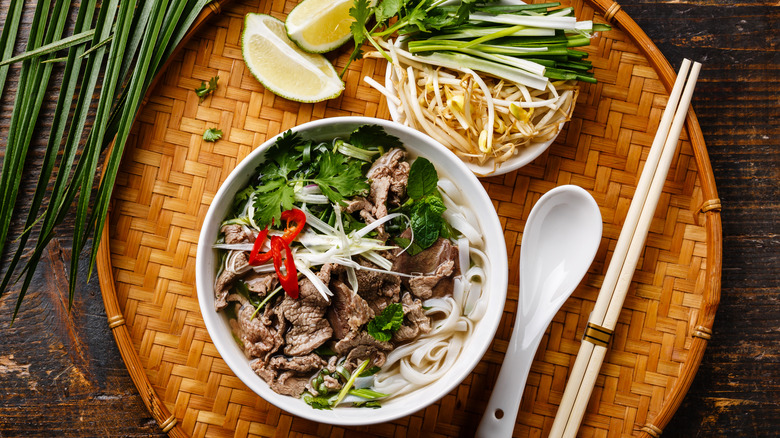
<box><xmin>96</xmin><ymin>0</ymin><xmax>722</xmax><ymax>436</ymax></box>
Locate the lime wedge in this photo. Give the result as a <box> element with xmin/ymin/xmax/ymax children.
<box><xmin>241</xmin><ymin>13</ymin><xmax>344</xmax><ymax>103</ymax></box>
<box><xmin>285</xmin><ymin>0</ymin><xmax>357</xmax><ymax>53</ymax></box>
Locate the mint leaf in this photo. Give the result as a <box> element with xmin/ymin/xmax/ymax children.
<box><xmin>195</xmin><ymin>76</ymin><xmax>218</xmax><ymax>102</ymax></box>
<box><xmin>407</xmin><ymin>157</ymin><xmax>438</xmax><ymax>199</ymax></box>
<box><xmin>411</xmin><ymin>196</ymin><xmax>446</xmax><ymax>248</ymax></box>
<box><xmin>203</xmin><ymin>128</ymin><xmax>223</xmax><ymax>142</ymax></box>
<box><xmin>349</xmin><ymin>124</ymin><xmax>403</xmax><ymax>151</ymax></box>
<box><xmin>367</xmin><ymin>303</ymin><xmax>404</xmax><ymax>342</ymax></box>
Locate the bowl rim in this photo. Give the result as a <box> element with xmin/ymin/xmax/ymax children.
<box><xmin>195</xmin><ymin>116</ymin><xmax>508</xmax><ymax>426</ymax></box>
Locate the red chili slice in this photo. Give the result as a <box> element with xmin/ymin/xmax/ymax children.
<box><xmin>248</xmin><ymin>227</ymin><xmax>271</xmax><ymax>265</ymax></box>
<box><xmin>271</xmin><ymin>235</ymin><xmax>299</xmax><ymax>299</ymax></box>
<box><xmin>280</xmin><ymin>208</ymin><xmax>306</xmax><ymax>243</ymax></box>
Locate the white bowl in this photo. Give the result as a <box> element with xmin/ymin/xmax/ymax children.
<box><xmin>384</xmin><ymin>55</ymin><xmax>566</xmax><ymax>177</ymax></box>
<box><xmin>196</xmin><ymin>117</ymin><xmax>508</xmax><ymax>426</ymax></box>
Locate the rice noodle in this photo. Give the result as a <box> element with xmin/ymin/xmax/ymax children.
<box><xmin>373</xmin><ymin>187</ymin><xmax>491</xmax><ymax>398</ymax></box>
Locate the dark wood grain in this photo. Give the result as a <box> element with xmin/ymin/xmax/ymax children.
<box><xmin>0</xmin><ymin>0</ymin><xmax>778</xmax><ymax>437</ymax></box>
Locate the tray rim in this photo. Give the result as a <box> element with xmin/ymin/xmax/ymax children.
<box><xmin>96</xmin><ymin>0</ymin><xmax>722</xmax><ymax>436</ymax></box>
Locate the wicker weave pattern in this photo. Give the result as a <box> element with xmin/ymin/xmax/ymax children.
<box><xmin>99</xmin><ymin>0</ymin><xmax>718</xmax><ymax>436</ymax></box>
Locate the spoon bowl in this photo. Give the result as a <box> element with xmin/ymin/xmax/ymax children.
<box><xmin>476</xmin><ymin>185</ymin><xmax>602</xmax><ymax>437</ymax></box>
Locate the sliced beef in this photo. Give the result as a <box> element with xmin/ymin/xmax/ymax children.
<box><xmin>221</xmin><ymin>224</ymin><xmax>253</xmax><ymax>244</ymax></box>
<box><xmin>251</xmin><ymin>353</ymin><xmax>325</xmax><ymax>397</ymax></box>
<box><xmin>393</xmin><ymin>292</ymin><xmax>432</xmax><ymax>343</ymax></box>
<box><xmin>345</xmin><ymin>197</ymin><xmax>377</xmax><ymax>224</ymax></box>
<box><xmin>230</xmin><ymin>301</ymin><xmax>285</xmax><ymax>362</ymax></box>
<box><xmin>334</xmin><ymin>331</ymin><xmax>392</xmax><ymax>370</ymax></box>
<box><xmin>393</xmin><ymin>234</ymin><xmax>460</xmax><ymax>299</ymax></box>
<box><xmin>352</xmin><ymin>258</ymin><xmax>401</xmax><ymax>315</ymax></box>
<box><xmin>349</xmin><ymin>148</ymin><xmax>410</xmax><ymax>240</ymax></box>
<box><xmin>244</xmin><ymin>272</ymin><xmax>277</xmax><ymax>297</ymax></box>
<box><xmin>408</xmin><ymin>259</ymin><xmax>455</xmax><ymax>300</ymax></box>
<box><xmin>214</xmin><ymin>252</ymin><xmax>249</xmax><ymax>310</ymax></box>
<box><xmin>367</xmin><ymin>148</ymin><xmax>410</xmax><ymax>214</ymax></box>
<box><xmin>327</xmin><ymin>279</ymin><xmax>374</xmax><ymax>340</ymax></box>
<box><xmin>276</xmin><ymin>264</ymin><xmax>334</xmax><ymax>356</ymax></box>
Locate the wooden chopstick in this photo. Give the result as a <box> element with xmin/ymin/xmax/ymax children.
<box><xmin>549</xmin><ymin>59</ymin><xmax>702</xmax><ymax>438</ymax></box>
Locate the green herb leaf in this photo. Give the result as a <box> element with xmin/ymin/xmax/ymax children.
<box><xmin>359</xmin><ymin>365</ymin><xmax>382</xmax><ymax>377</ymax></box>
<box><xmin>194</xmin><ymin>75</ymin><xmax>218</xmax><ymax>102</ymax></box>
<box><xmin>407</xmin><ymin>157</ymin><xmax>439</xmax><ymax>199</ymax></box>
<box><xmin>203</xmin><ymin>128</ymin><xmax>223</xmax><ymax>142</ymax></box>
<box><xmin>352</xmin><ymin>401</ymin><xmax>382</xmax><ymax>408</ymax></box>
<box><xmin>231</xmin><ymin>280</ymin><xmax>262</xmax><ymax>307</ymax></box>
<box><xmin>254</xmin><ymin>178</ymin><xmax>296</xmax><ymax>227</ymax></box>
<box><xmin>349</xmin><ymin>124</ymin><xmax>403</xmax><ymax>151</ymax></box>
<box><xmin>374</xmin><ymin>0</ymin><xmax>404</xmax><ymax>24</ymax></box>
<box><xmin>411</xmin><ymin>196</ymin><xmax>446</xmax><ymax>248</ymax></box>
<box><xmin>303</xmin><ymin>392</ymin><xmax>335</xmax><ymax>410</ymax></box>
<box><xmin>350</xmin><ymin>0</ymin><xmax>372</xmax><ymax>47</ymax></box>
<box><xmin>394</xmin><ymin>235</ymin><xmax>424</xmax><ymax>256</ymax></box>
<box><xmin>313</xmin><ymin>151</ymin><xmax>370</xmax><ymax>203</ymax></box>
<box><xmin>367</xmin><ymin>302</ymin><xmax>404</xmax><ymax>342</ymax></box>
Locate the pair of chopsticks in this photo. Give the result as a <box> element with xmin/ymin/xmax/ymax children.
<box><xmin>548</xmin><ymin>59</ymin><xmax>702</xmax><ymax>437</ymax></box>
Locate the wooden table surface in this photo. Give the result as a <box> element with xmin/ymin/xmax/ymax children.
<box><xmin>0</xmin><ymin>0</ymin><xmax>777</xmax><ymax>436</ymax></box>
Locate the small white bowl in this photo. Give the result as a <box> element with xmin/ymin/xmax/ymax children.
<box><xmin>196</xmin><ymin>116</ymin><xmax>508</xmax><ymax>426</ymax></box>
<box><xmin>383</xmin><ymin>57</ymin><xmax>566</xmax><ymax>177</ymax></box>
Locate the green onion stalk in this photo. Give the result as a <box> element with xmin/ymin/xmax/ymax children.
<box><xmin>0</xmin><ymin>0</ymin><xmax>212</xmax><ymax>321</ymax></box>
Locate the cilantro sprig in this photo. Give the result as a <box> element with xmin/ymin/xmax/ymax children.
<box><xmin>249</xmin><ymin>125</ymin><xmax>400</xmax><ymax>229</ymax></box>
<box><xmin>195</xmin><ymin>76</ymin><xmax>218</xmax><ymax>102</ymax></box>
<box><xmin>344</xmin><ymin>0</ymin><xmax>478</xmax><ymax>76</ymax></box>
<box><xmin>203</xmin><ymin>128</ymin><xmax>223</xmax><ymax>142</ymax></box>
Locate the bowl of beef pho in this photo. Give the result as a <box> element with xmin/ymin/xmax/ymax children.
<box><xmin>196</xmin><ymin>117</ymin><xmax>508</xmax><ymax>425</ymax></box>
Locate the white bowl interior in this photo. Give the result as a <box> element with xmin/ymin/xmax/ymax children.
<box><xmin>196</xmin><ymin>116</ymin><xmax>508</xmax><ymax>426</ymax></box>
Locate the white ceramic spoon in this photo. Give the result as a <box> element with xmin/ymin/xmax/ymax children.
<box><xmin>476</xmin><ymin>185</ymin><xmax>603</xmax><ymax>438</ymax></box>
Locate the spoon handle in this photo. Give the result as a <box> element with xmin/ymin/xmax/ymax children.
<box><xmin>476</xmin><ymin>328</ymin><xmax>546</xmax><ymax>438</ymax></box>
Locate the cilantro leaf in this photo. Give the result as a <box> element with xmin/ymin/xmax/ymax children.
<box><xmin>411</xmin><ymin>196</ymin><xmax>446</xmax><ymax>248</ymax></box>
<box><xmin>203</xmin><ymin>128</ymin><xmax>223</xmax><ymax>142</ymax></box>
<box><xmin>253</xmin><ymin>178</ymin><xmax>296</xmax><ymax>228</ymax></box>
<box><xmin>407</xmin><ymin>157</ymin><xmax>438</xmax><ymax>199</ymax></box>
<box><xmin>403</xmin><ymin>6</ymin><xmax>430</xmax><ymax>33</ymax></box>
<box><xmin>195</xmin><ymin>75</ymin><xmax>218</xmax><ymax>102</ymax></box>
<box><xmin>367</xmin><ymin>303</ymin><xmax>404</xmax><ymax>342</ymax></box>
<box><xmin>375</xmin><ymin>0</ymin><xmax>405</xmax><ymax>24</ymax></box>
<box><xmin>313</xmin><ymin>151</ymin><xmax>369</xmax><ymax>203</ymax></box>
<box><xmin>350</xmin><ymin>0</ymin><xmax>372</xmax><ymax>47</ymax></box>
<box><xmin>349</xmin><ymin>125</ymin><xmax>403</xmax><ymax>151</ymax></box>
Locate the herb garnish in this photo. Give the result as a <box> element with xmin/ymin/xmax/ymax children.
<box><xmin>250</xmin><ymin>126</ymin><xmax>400</xmax><ymax>229</ymax></box>
<box><xmin>203</xmin><ymin>128</ymin><xmax>223</xmax><ymax>142</ymax></box>
<box><xmin>404</xmin><ymin>157</ymin><xmax>447</xmax><ymax>251</ymax></box>
<box><xmin>195</xmin><ymin>75</ymin><xmax>219</xmax><ymax>102</ymax></box>
<box><xmin>367</xmin><ymin>302</ymin><xmax>405</xmax><ymax>341</ymax></box>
